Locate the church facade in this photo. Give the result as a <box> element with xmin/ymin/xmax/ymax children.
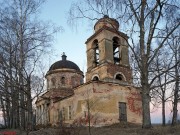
<box><xmin>35</xmin><ymin>16</ymin><xmax>142</xmax><ymax>127</ymax></box>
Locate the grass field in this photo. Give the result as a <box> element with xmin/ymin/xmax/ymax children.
<box><xmin>1</xmin><ymin>123</ymin><xmax>180</xmax><ymax>135</ymax></box>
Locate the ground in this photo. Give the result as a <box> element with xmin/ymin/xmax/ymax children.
<box><xmin>0</xmin><ymin>123</ymin><xmax>180</xmax><ymax>135</ymax></box>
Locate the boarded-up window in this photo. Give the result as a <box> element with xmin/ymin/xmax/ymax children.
<box><xmin>119</xmin><ymin>102</ymin><xmax>127</xmax><ymax>122</ymax></box>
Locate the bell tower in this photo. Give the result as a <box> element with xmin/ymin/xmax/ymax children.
<box><xmin>85</xmin><ymin>15</ymin><xmax>132</xmax><ymax>84</ymax></box>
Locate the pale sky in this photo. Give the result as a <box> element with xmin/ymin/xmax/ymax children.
<box><xmin>40</xmin><ymin>0</ymin><xmax>92</xmax><ymax>73</ymax></box>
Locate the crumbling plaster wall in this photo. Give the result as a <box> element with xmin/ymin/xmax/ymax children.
<box><xmin>50</xmin><ymin>82</ymin><xmax>142</xmax><ymax>126</ymax></box>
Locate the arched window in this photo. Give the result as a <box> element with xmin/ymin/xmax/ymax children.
<box><xmin>92</xmin><ymin>76</ymin><xmax>99</xmax><ymax>81</ymax></box>
<box><xmin>113</xmin><ymin>37</ymin><xmax>120</xmax><ymax>64</ymax></box>
<box><xmin>51</xmin><ymin>78</ymin><xmax>56</xmax><ymax>86</ymax></box>
<box><xmin>93</xmin><ymin>39</ymin><xmax>99</xmax><ymax>66</ymax></box>
<box><xmin>61</xmin><ymin>77</ymin><xmax>65</xmax><ymax>85</ymax></box>
<box><xmin>115</xmin><ymin>73</ymin><xmax>126</xmax><ymax>81</ymax></box>
<box><xmin>115</xmin><ymin>74</ymin><xmax>123</xmax><ymax>81</ymax></box>
<box><xmin>71</xmin><ymin>76</ymin><xmax>76</xmax><ymax>87</ymax></box>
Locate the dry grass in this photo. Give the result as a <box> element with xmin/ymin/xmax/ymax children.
<box><xmin>78</xmin><ymin>123</ymin><xmax>180</xmax><ymax>135</ymax></box>
<box><xmin>1</xmin><ymin>123</ymin><xmax>180</xmax><ymax>135</ymax></box>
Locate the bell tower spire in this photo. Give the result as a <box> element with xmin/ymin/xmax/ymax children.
<box><xmin>85</xmin><ymin>16</ymin><xmax>132</xmax><ymax>84</ymax></box>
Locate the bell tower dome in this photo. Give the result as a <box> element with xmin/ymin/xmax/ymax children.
<box><xmin>85</xmin><ymin>15</ymin><xmax>132</xmax><ymax>84</ymax></box>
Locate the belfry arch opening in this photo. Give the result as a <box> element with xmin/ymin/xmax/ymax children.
<box><xmin>113</xmin><ymin>37</ymin><xmax>120</xmax><ymax>64</ymax></box>
<box><xmin>93</xmin><ymin>39</ymin><xmax>99</xmax><ymax>66</ymax></box>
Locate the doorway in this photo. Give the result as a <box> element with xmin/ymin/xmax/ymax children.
<box><xmin>119</xmin><ymin>102</ymin><xmax>127</xmax><ymax>122</ymax></box>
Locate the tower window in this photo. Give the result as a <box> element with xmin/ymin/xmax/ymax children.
<box><xmin>93</xmin><ymin>39</ymin><xmax>99</xmax><ymax>66</ymax></box>
<box><xmin>113</xmin><ymin>37</ymin><xmax>120</xmax><ymax>64</ymax></box>
<box><xmin>61</xmin><ymin>77</ymin><xmax>65</xmax><ymax>85</ymax></box>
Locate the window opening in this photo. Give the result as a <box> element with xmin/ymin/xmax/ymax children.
<box><xmin>51</xmin><ymin>78</ymin><xmax>56</xmax><ymax>86</ymax></box>
<box><xmin>71</xmin><ymin>76</ymin><xmax>75</xmax><ymax>87</ymax></box>
<box><xmin>93</xmin><ymin>40</ymin><xmax>99</xmax><ymax>66</ymax></box>
<box><xmin>57</xmin><ymin>109</ymin><xmax>60</xmax><ymax>121</ymax></box>
<box><xmin>115</xmin><ymin>74</ymin><xmax>123</xmax><ymax>81</ymax></box>
<box><xmin>59</xmin><ymin>110</ymin><xmax>63</xmax><ymax>125</ymax></box>
<box><xmin>113</xmin><ymin>37</ymin><xmax>120</xmax><ymax>64</ymax></box>
<box><xmin>69</xmin><ymin>106</ymin><xmax>71</xmax><ymax>120</ymax></box>
<box><xmin>62</xmin><ymin>107</ymin><xmax>65</xmax><ymax>120</ymax></box>
<box><xmin>61</xmin><ymin>77</ymin><xmax>65</xmax><ymax>85</ymax></box>
<box><xmin>92</xmin><ymin>76</ymin><xmax>99</xmax><ymax>81</ymax></box>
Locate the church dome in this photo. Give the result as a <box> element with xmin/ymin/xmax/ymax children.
<box><xmin>49</xmin><ymin>53</ymin><xmax>80</xmax><ymax>71</ymax></box>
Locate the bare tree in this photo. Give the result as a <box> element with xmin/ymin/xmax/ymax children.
<box><xmin>167</xmin><ymin>32</ymin><xmax>180</xmax><ymax>126</ymax></box>
<box><xmin>0</xmin><ymin>0</ymin><xmax>59</xmax><ymax>130</ymax></box>
<box><xmin>68</xmin><ymin>0</ymin><xmax>180</xmax><ymax>128</ymax></box>
<box><xmin>150</xmin><ymin>47</ymin><xmax>175</xmax><ymax>126</ymax></box>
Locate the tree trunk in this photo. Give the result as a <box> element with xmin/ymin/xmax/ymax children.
<box><xmin>142</xmin><ymin>84</ymin><xmax>151</xmax><ymax>128</ymax></box>
<box><xmin>19</xmin><ymin>21</ymin><xmax>26</xmax><ymax>129</ymax></box>
<box><xmin>139</xmin><ymin>0</ymin><xmax>151</xmax><ymax>128</ymax></box>
<box><xmin>171</xmin><ymin>53</ymin><xmax>179</xmax><ymax>126</ymax></box>
<box><xmin>6</xmin><ymin>97</ymin><xmax>11</xmax><ymax>128</ymax></box>
<box><xmin>171</xmin><ymin>78</ymin><xmax>179</xmax><ymax>125</ymax></box>
<box><xmin>4</xmin><ymin>77</ymin><xmax>11</xmax><ymax>128</ymax></box>
<box><xmin>0</xmin><ymin>97</ymin><xmax>7</xmax><ymax>127</ymax></box>
<box><xmin>162</xmin><ymin>98</ymin><xmax>166</xmax><ymax>126</ymax></box>
<box><xmin>27</xmin><ymin>76</ymin><xmax>33</xmax><ymax>130</ymax></box>
<box><xmin>17</xmin><ymin>96</ymin><xmax>20</xmax><ymax>128</ymax></box>
<box><xmin>20</xmin><ymin>86</ymin><xmax>25</xmax><ymax>129</ymax></box>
